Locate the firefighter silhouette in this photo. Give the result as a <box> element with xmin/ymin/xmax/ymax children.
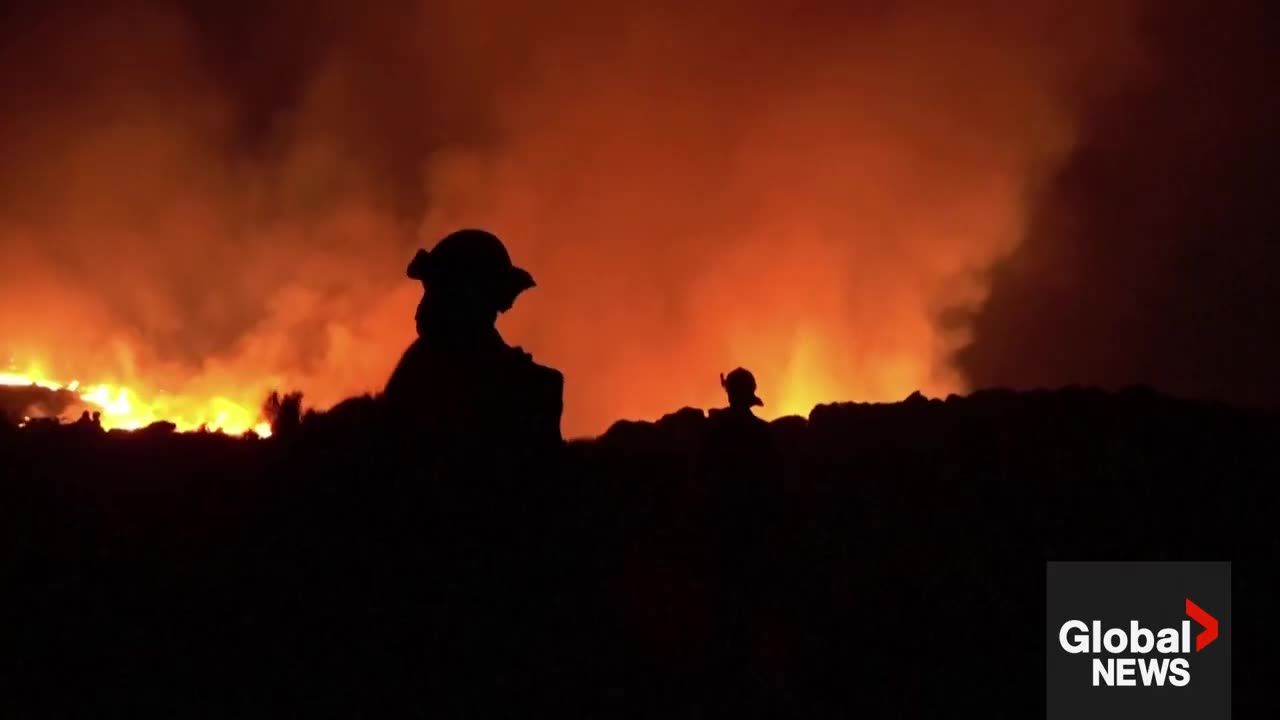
<box><xmin>382</xmin><ymin>229</ymin><xmax>564</xmax><ymax>452</ymax></box>
<box><xmin>719</xmin><ymin>368</ymin><xmax>764</xmax><ymax>414</ymax></box>
<box><xmin>704</xmin><ymin>366</ymin><xmax>774</xmax><ymax>477</ymax></box>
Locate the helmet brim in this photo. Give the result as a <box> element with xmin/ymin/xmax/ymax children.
<box><xmin>495</xmin><ymin>266</ymin><xmax>536</xmax><ymax>313</ymax></box>
<box><xmin>509</xmin><ymin>266</ymin><xmax>536</xmax><ymax>293</ymax></box>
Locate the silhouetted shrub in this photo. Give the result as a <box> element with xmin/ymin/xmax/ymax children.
<box><xmin>263</xmin><ymin>390</ymin><xmax>305</xmax><ymax>437</ymax></box>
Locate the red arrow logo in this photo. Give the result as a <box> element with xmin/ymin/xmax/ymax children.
<box><xmin>1186</xmin><ymin>597</ymin><xmax>1218</xmax><ymax>651</ymax></box>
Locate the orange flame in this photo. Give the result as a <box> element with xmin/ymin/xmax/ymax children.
<box><xmin>0</xmin><ymin>367</ymin><xmax>271</xmax><ymax>437</ymax></box>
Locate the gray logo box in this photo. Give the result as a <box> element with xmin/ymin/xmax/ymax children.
<box><xmin>1046</xmin><ymin>561</ymin><xmax>1230</xmax><ymax>720</ymax></box>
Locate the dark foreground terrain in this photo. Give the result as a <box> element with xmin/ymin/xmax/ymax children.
<box><xmin>3</xmin><ymin>386</ymin><xmax>1277</xmax><ymax>718</ymax></box>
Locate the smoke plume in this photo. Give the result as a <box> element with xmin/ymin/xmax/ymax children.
<box><xmin>0</xmin><ymin>0</ymin><xmax>1141</xmax><ymax>437</ymax></box>
<box><xmin>957</xmin><ymin>0</ymin><xmax>1280</xmax><ymax>409</ymax></box>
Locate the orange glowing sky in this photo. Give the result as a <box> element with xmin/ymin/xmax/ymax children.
<box><xmin>0</xmin><ymin>1</ymin><xmax>1143</xmax><ymax>438</ymax></box>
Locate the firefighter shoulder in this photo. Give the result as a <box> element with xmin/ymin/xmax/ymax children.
<box><xmin>503</xmin><ymin>345</ymin><xmax>565</xmax><ymax>445</ymax></box>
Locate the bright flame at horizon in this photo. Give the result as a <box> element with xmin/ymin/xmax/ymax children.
<box><xmin>0</xmin><ymin>367</ymin><xmax>271</xmax><ymax>437</ymax></box>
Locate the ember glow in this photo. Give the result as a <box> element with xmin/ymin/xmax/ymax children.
<box><xmin>0</xmin><ymin>367</ymin><xmax>271</xmax><ymax>437</ymax></box>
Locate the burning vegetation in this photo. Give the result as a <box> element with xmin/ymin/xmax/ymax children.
<box><xmin>0</xmin><ymin>366</ymin><xmax>271</xmax><ymax>436</ymax></box>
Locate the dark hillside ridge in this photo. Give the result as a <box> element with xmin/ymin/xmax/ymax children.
<box><xmin>2</xmin><ymin>385</ymin><xmax>1277</xmax><ymax>717</ymax></box>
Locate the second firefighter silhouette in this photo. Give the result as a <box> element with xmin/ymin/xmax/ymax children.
<box><xmin>703</xmin><ymin>367</ymin><xmax>775</xmax><ymax>477</ymax></box>
<box><xmin>382</xmin><ymin>228</ymin><xmax>564</xmax><ymax>452</ymax></box>
<box><xmin>718</xmin><ymin>368</ymin><xmax>764</xmax><ymax>414</ymax></box>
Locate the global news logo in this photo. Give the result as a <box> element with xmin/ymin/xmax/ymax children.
<box><xmin>1057</xmin><ymin>598</ymin><xmax>1219</xmax><ymax>687</ymax></box>
<box><xmin>1046</xmin><ymin>562</ymin><xmax>1230</xmax><ymax>720</ymax></box>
